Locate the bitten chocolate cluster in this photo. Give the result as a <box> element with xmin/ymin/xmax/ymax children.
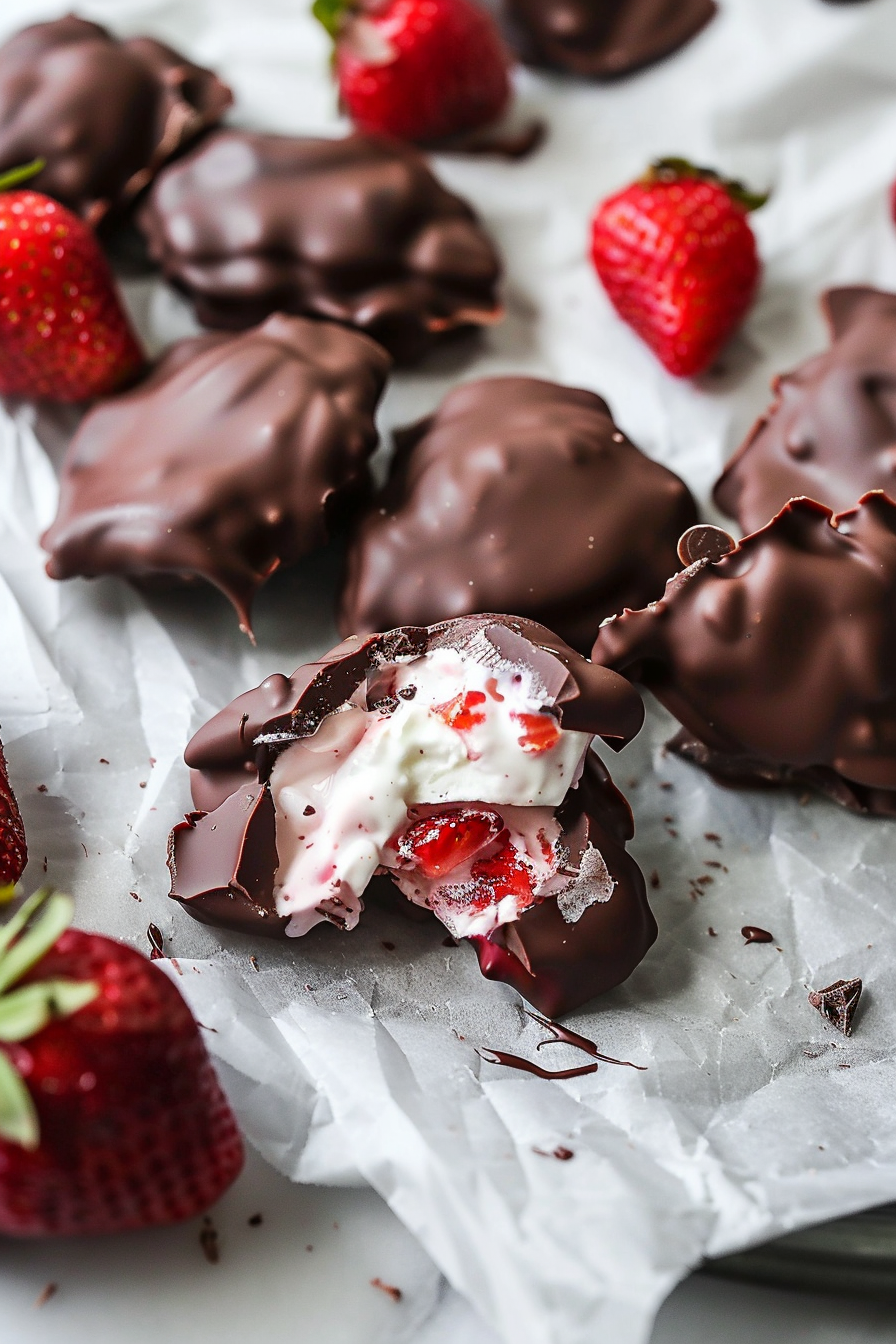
<box><xmin>593</xmin><ymin>493</ymin><xmax>896</xmax><ymax>816</ymax></box>
<box><xmin>340</xmin><ymin>376</ymin><xmax>697</xmax><ymax>652</ymax></box>
<box><xmin>169</xmin><ymin>616</ymin><xmax>656</xmax><ymax>1016</ymax></box>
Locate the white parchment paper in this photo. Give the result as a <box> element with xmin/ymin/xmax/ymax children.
<box><xmin>1</xmin><ymin>1</ymin><xmax>896</xmax><ymax>1342</ymax></box>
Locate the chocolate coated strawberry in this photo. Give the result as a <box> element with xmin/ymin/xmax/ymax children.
<box><xmin>316</xmin><ymin>0</ymin><xmax>511</xmax><ymax>143</ymax></box>
<box><xmin>0</xmin><ymin>890</ymin><xmax>243</xmax><ymax>1236</ymax></box>
<box><xmin>590</xmin><ymin>158</ymin><xmax>764</xmax><ymax>377</ymax></box>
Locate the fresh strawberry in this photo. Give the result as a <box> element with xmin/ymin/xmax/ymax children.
<box><xmin>590</xmin><ymin>158</ymin><xmax>765</xmax><ymax>378</ymax></box>
<box><xmin>433</xmin><ymin>689</ymin><xmax>488</xmax><ymax>731</ymax></box>
<box><xmin>314</xmin><ymin>0</ymin><xmax>511</xmax><ymax>144</ymax></box>
<box><xmin>0</xmin><ymin>889</ymin><xmax>243</xmax><ymax>1236</ymax></box>
<box><xmin>0</xmin><ymin>160</ymin><xmax>144</xmax><ymax>402</ymax></box>
<box><xmin>511</xmin><ymin>711</ymin><xmax>560</xmax><ymax>754</ymax></box>
<box><xmin>0</xmin><ymin>739</ymin><xmax>26</xmax><ymax>892</ymax></box>
<box><xmin>399</xmin><ymin>808</ymin><xmax>502</xmax><ymax>877</ymax></box>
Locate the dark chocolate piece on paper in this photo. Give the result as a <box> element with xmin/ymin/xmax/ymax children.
<box><xmin>0</xmin><ymin>15</ymin><xmax>231</xmax><ymax>225</ymax></box>
<box><xmin>808</xmin><ymin>978</ymin><xmax>862</xmax><ymax>1036</ymax></box>
<box><xmin>340</xmin><ymin>377</ymin><xmax>697</xmax><ymax>653</ymax></box>
<box><xmin>593</xmin><ymin>493</ymin><xmax>896</xmax><ymax>814</ymax></box>
<box><xmin>41</xmin><ymin>314</ymin><xmax>390</xmax><ymax>635</ymax></box>
<box><xmin>502</xmin><ymin>0</ymin><xmax>717</xmax><ymax>79</ymax></box>
<box><xmin>138</xmin><ymin>130</ymin><xmax>502</xmax><ymax>363</ymax></box>
<box><xmin>169</xmin><ymin>616</ymin><xmax>655</xmax><ymax>1014</ymax></box>
<box><xmin>715</xmin><ymin>287</ymin><xmax>896</xmax><ymax>534</ymax></box>
<box><xmin>741</xmin><ymin>925</ymin><xmax>773</xmax><ymax>945</ymax></box>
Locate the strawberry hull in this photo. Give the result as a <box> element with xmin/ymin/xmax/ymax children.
<box><xmin>0</xmin><ymin>931</ymin><xmax>243</xmax><ymax>1237</ymax></box>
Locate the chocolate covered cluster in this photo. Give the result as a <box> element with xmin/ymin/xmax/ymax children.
<box><xmin>41</xmin><ymin>315</ymin><xmax>391</xmax><ymax>632</ymax></box>
<box><xmin>170</xmin><ymin>616</ymin><xmax>656</xmax><ymax>1016</ymax></box>
<box><xmin>340</xmin><ymin>376</ymin><xmax>697</xmax><ymax>652</ymax></box>
<box><xmin>0</xmin><ymin>15</ymin><xmax>231</xmax><ymax>225</ymax></box>
<box><xmin>593</xmin><ymin>493</ymin><xmax>896</xmax><ymax>816</ymax></box>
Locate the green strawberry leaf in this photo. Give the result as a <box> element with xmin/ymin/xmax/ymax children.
<box><xmin>0</xmin><ymin>885</ymin><xmax>17</xmax><ymax>907</ymax></box>
<box><xmin>0</xmin><ymin>979</ymin><xmax>98</xmax><ymax>1043</ymax></box>
<box><xmin>647</xmin><ymin>157</ymin><xmax>769</xmax><ymax>212</ymax></box>
<box><xmin>0</xmin><ymin>1049</ymin><xmax>39</xmax><ymax>1150</ymax></box>
<box><xmin>0</xmin><ymin>891</ymin><xmax>74</xmax><ymax>994</ymax></box>
<box><xmin>312</xmin><ymin>0</ymin><xmax>351</xmax><ymax>40</ymax></box>
<box><xmin>0</xmin><ymin>158</ymin><xmax>46</xmax><ymax>194</ymax></box>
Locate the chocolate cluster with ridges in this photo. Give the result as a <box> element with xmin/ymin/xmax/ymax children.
<box><xmin>41</xmin><ymin>314</ymin><xmax>391</xmax><ymax>633</ymax></box>
<box><xmin>138</xmin><ymin>130</ymin><xmax>503</xmax><ymax>363</ymax></box>
<box><xmin>339</xmin><ymin>377</ymin><xmax>697</xmax><ymax>653</ymax></box>
<box><xmin>0</xmin><ymin>15</ymin><xmax>231</xmax><ymax>225</ymax></box>
<box><xmin>169</xmin><ymin>616</ymin><xmax>655</xmax><ymax>1016</ymax></box>
<box><xmin>593</xmin><ymin>493</ymin><xmax>896</xmax><ymax>816</ymax></box>
<box><xmin>501</xmin><ymin>0</ymin><xmax>716</xmax><ymax>79</ymax></box>
<box><xmin>716</xmin><ymin>288</ymin><xmax>896</xmax><ymax>535</ymax></box>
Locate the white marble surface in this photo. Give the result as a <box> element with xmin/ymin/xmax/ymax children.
<box><xmin>4</xmin><ymin>1163</ymin><xmax>896</xmax><ymax>1344</ymax></box>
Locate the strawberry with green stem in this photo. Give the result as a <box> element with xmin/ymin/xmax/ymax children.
<box><xmin>0</xmin><ymin>159</ymin><xmax>144</xmax><ymax>402</ymax></box>
<box><xmin>590</xmin><ymin>158</ymin><xmax>766</xmax><ymax>378</ymax></box>
<box><xmin>314</xmin><ymin>0</ymin><xmax>512</xmax><ymax>144</ymax></box>
<box><xmin>0</xmin><ymin>889</ymin><xmax>243</xmax><ymax>1236</ymax></box>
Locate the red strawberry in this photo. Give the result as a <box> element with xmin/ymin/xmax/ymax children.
<box><xmin>0</xmin><ymin>161</ymin><xmax>144</xmax><ymax>402</ymax></box>
<box><xmin>0</xmin><ymin>890</ymin><xmax>243</xmax><ymax>1236</ymax></box>
<box><xmin>0</xmin><ymin>740</ymin><xmax>27</xmax><ymax>892</ymax></box>
<box><xmin>399</xmin><ymin>808</ymin><xmax>502</xmax><ymax>877</ymax></box>
<box><xmin>314</xmin><ymin>0</ymin><xmax>511</xmax><ymax>144</ymax></box>
<box><xmin>590</xmin><ymin>159</ymin><xmax>765</xmax><ymax>378</ymax></box>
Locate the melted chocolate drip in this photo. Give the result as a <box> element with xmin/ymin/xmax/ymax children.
<box><xmin>340</xmin><ymin>377</ymin><xmax>697</xmax><ymax>654</ymax></box>
<box><xmin>138</xmin><ymin>130</ymin><xmax>503</xmax><ymax>364</ymax></box>
<box><xmin>741</xmin><ymin>926</ymin><xmax>773</xmax><ymax>945</ymax></box>
<box><xmin>41</xmin><ymin>315</ymin><xmax>390</xmax><ymax>634</ymax></box>
<box><xmin>716</xmin><ymin>288</ymin><xmax>896</xmax><ymax>534</ymax></box>
<box><xmin>0</xmin><ymin>16</ymin><xmax>231</xmax><ymax>225</ymax></box>
<box><xmin>477</xmin><ymin>1049</ymin><xmax>598</xmax><ymax>1080</ymax></box>
<box><xmin>593</xmin><ymin>493</ymin><xmax>896</xmax><ymax>815</ymax></box>
<box><xmin>502</xmin><ymin>0</ymin><xmax>717</xmax><ymax>79</ymax></box>
<box><xmin>526</xmin><ymin>1009</ymin><xmax>645</xmax><ymax>1068</ymax></box>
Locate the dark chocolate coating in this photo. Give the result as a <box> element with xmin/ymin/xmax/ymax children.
<box><xmin>502</xmin><ymin>0</ymin><xmax>716</xmax><ymax>78</ymax></box>
<box><xmin>169</xmin><ymin>616</ymin><xmax>655</xmax><ymax>1012</ymax></box>
<box><xmin>593</xmin><ymin>493</ymin><xmax>896</xmax><ymax>813</ymax></box>
<box><xmin>339</xmin><ymin>377</ymin><xmax>697</xmax><ymax>653</ymax></box>
<box><xmin>138</xmin><ymin>129</ymin><xmax>503</xmax><ymax>363</ymax></box>
<box><xmin>715</xmin><ymin>288</ymin><xmax>896</xmax><ymax>535</ymax></box>
<box><xmin>0</xmin><ymin>15</ymin><xmax>231</xmax><ymax>225</ymax></box>
<box><xmin>41</xmin><ymin>314</ymin><xmax>391</xmax><ymax>632</ymax></box>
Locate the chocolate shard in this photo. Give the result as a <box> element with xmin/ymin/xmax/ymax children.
<box><xmin>169</xmin><ymin>615</ymin><xmax>654</xmax><ymax>1014</ymax></box>
<box><xmin>339</xmin><ymin>377</ymin><xmax>697</xmax><ymax>654</ymax></box>
<box><xmin>138</xmin><ymin>130</ymin><xmax>503</xmax><ymax>364</ymax></box>
<box><xmin>0</xmin><ymin>15</ymin><xmax>231</xmax><ymax>225</ymax></box>
<box><xmin>40</xmin><ymin>314</ymin><xmax>391</xmax><ymax>635</ymax></box>
<box><xmin>592</xmin><ymin>493</ymin><xmax>896</xmax><ymax>814</ymax></box>
<box><xmin>715</xmin><ymin>287</ymin><xmax>896</xmax><ymax>534</ymax></box>
<box><xmin>808</xmin><ymin>978</ymin><xmax>862</xmax><ymax>1036</ymax></box>
<box><xmin>501</xmin><ymin>0</ymin><xmax>717</xmax><ymax>79</ymax></box>
<box><xmin>677</xmin><ymin>524</ymin><xmax>736</xmax><ymax>567</ymax></box>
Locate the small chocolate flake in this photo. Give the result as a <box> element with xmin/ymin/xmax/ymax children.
<box><xmin>659</xmin><ymin>781</ymin><xmax>674</xmax><ymax>791</ymax></box>
<box><xmin>248</xmin><ymin>1213</ymin><xmax>263</xmax><ymax>1227</ymax></box>
<box><xmin>696</xmin><ymin>875</ymin><xmax>714</xmax><ymax>887</ymax></box>
<box><xmin>704</xmin><ymin>832</ymin><xmax>722</xmax><ymax>845</ymax></box>
<box><xmin>708</xmin><ymin>927</ymin><xmax>717</xmax><ymax>937</ymax></box>
<box><xmin>705</xmin><ymin>860</ymin><xmax>723</xmax><ymax>869</ymax></box>
<box><xmin>303</xmin><ymin>805</ymin><xmax>316</xmax><ymax>816</ymax></box>
<box><xmin>306</xmin><ymin>1244</ymin><xmax>313</xmax><ymax>1252</ymax></box>
<box><xmin>199</xmin><ymin>1217</ymin><xmax>219</xmax><ymax>1264</ymax></box>
<box><xmin>35</xmin><ymin>1283</ymin><xmax>58</xmax><ymax>1308</ymax></box>
<box><xmin>139</xmin><ymin>780</ymin><xmax>147</xmax><ymax>789</ymax></box>
<box><xmin>80</xmin><ymin>843</ymin><xmax>88</xmax><ymax>859</ymax></box>
<box><xmin>649</xmin><ymin>870</ymin><xmax>660</xmax><ymax>889</ymax></box>
<box><xmin>677</xmin><ymin>523</ymin><xmax>737</xmax><ymax>567</ymax></box>
<box><xmin>381</xmin><ymin>941</ymin><xmax>396</xmax><ymax>951</ymax></box>
<box><xmin>249</xmin><ymin>954</ymin><xmax>260</xmax><ymax>972</ymax></box>
<box><xmin>663</xmin><ymin>815</ymin><xmax>675</xmax><ymax>824</ymax></box>
<box><xmin>147</xmin><ymin>922</ymin><xmax>164</xmax><ymax>958</ymax></box>
<box><xmin>99</xmin><ymin>758</ymin><xmax>109</xmax><ymax>765</ymax></box>
<box><xmin>667</xmin><ymin>827</ymin><xmax>678</xmax><ymax>838</ymax></box>
<box><xmin>130</xmin><ymin>891</ymin><xmax>141</xmax><ymax>901</ymax></box>
<box><xmin>533</xmin><ymin>1144</ymin><xmax>575</xmax><ymax>1160</ymax></box>
<box><xmin>370</xmin><ymin>1278</ymin><xmax>402</xmax><ymax>1303</ymax></box>
<box><xmin>397</xmin><ymin>685</ymin><xmax>417</xmax><ymax>700</ymax></box>
<box><xmin>37</xmin><ymin>784</ymin><xmax>47</xmax><ymax>793</ymax></box>
<box><xmin>808</xmin><ymin>977</ymin><xmax>862</xmax><ymax>1036</ymax></box>
<box><xmin>741</xmin><ymin>925</ymin><xmax>774</xmax><ymax>944</ymax></box>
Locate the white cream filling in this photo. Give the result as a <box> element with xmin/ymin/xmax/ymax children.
<box><xmin>269</xmin><ymin>646</ymin><xmax>591</xmax><ymax>937</ymax></box>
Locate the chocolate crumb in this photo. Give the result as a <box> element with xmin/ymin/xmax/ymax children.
<box><xmin>808</xmin><ymin>977</ymin><xmax>862</xmax><ymax>1036</ymax></box>
<box><xmin>303</xmin><ymin>804</ymin><xmax>316</xmax><ymax>816</ymax></box>
<box><xmin>80</xmin><ymin>843</ymin><xmax>88</xmax><ymax>859</ymax></box>
<box><xmin>37</xmin><ymin>784</ymin><xmax>48</xmax><ymax>793</ymax></box>
<box><xmin>705</xmin><ymin>859</ymin><xmax>723</xmax><ymax>869</ymax></box>
<box><xmin>130</xmin><ymin>891</ymin><xmax>141</xmax><ymax>901</ymax></box>
<box><xmin>199</xmin><ymin>1216</ymin><xmax>219</xmax><ymax>1264</ymax></box>
<box><xmin>696</xmin><ymin>875</ymin><xmax>714</xmax><ymax>887</ymax></box>
<box><xmin>741</xmin><ymin>926</ymin><xmax>774</xmax><ymax>944</ymax></box>
<box><xmin>99</xmin><ymin>758</ymin><xmax>109</xmax><ymax>765</ymax></box>
<box><xmin>370</xmin><ymin>1278</ymin><xmax>402</xmax><ymax>1303</ymax></box>
<box><xmin>139</xmin><ymin>780</ymin><xmax>147</xmax><ymax>789</ymax></box>
<box><xmin>249</xmin><ymin>954</ymin><xmax>260</xmax><ymax>972</ymax></box>
<box><xmin>649</xmin><ymin>870</ymin><xmax>660</xmax><ymax>889</ymax></box>
<box><xmin>147</xmin><ymin>923</ymin><xmax>164</xmax><ymax>958</ymax></box>
<box><xmin>667</xmin><ymin>827</ymin><xmax>678</xmax><ymax>838</ymax></box>
<box><xmin>660</xmin><ymin>781</ymin><xmax>674</xmax><ymax>791</ymax></box>
<box><xmin>306</xmin><ymin>1244</ymin><xmax>313</xmax><ymax>1252</ymax></box>
<box><xmin>704</xmin><ymin>832</ymin><xmax>722</xmax><ymax>845</ymax></box>
<box><xmin>662</xmin><ymin>815</ymin><xmax>675</xmax><ymax>824</ymax></box>
<box><xmin>381</xmin><ymin>940</ymin><xmax>396</xmax><ymax>951</ymax></box>
<box><xmin>707</xmin><ymin>927</ymin><xmax>717</xmax><ymax>937</ymax></box>
<box><xmin>248</xmin><ymin>1213</ymin><xmax>263</xmax><ymax>1227</ymax></box>
<box><xmin>533</xmin><ymin>1144</ymin><xmax>575</xmax><ymax>1160</ymax></box>
<box><xmin>170</xmin><ymin>957</ymin><xmax>182</xmax><ymax>975</ymax></box>
<box><xmin>35</xmin><ymin>1283</ymin><xmax>57</xmax><ymax>1308</ymax></box>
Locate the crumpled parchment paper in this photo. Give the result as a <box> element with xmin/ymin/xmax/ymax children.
<box><xmin>1</xmin><ymin>1</ymin><xmax>895</xmax><ymax>1342</ymax></box>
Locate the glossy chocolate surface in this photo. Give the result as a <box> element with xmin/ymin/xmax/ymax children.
<box><xmin>138</xmin><ymin>129</ymin><xmax>503</xmax><ymax>363</ymax></box>
<box><xmin>593</xmin><ymin>493</ymin><xmax>896</xmax><ymax>814</ymax></box>
<box><xmin>716</xmin><ymin>288</ymin><xmax>896</xmax><ymax>534</ymax></box>
<box><xmin>0</xmin><ymin>15</ymin><xmax>231</xmax><ymax>225</ymax></box>
<box><xmin>502</xmin><ymin>0</ymin><xmax>716</xmax><ymax>78</ymax></box>
<box><xmin>41</xmin><ymin>314</ymin><xmax>390</xmax><ymax>632</ymax></box>
<box><xmin>339</xmin><ymin>377</ymin><xmax>697</xmax><ymax>652</ymax></box>
<box><xmin>170</xmin><ymin>616</ymin><xmax>655</xmax><ymax>1013</ymax></box>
